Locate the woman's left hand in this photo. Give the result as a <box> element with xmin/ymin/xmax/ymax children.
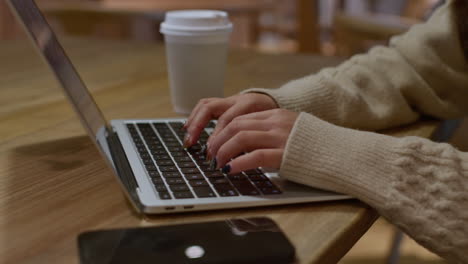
<box><xmin>207</xmin><ymin>109</ymin><xmax>299</xmax><ymax>174</ymax></box>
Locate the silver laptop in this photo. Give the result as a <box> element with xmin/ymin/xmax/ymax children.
<box><xmin>8</xmin><ymin>0</ymin><xmax>349</xmax><ymax>214</ymax></box>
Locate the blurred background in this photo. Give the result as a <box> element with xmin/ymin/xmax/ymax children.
<box><xmin>0</xmin><ymin>0</ymin><xmax>440</xmax><ymax>56</ymax></box>
<box><xmin>0</xmin><ymin>0</ymin><xmax>447</xmax><ymax>263</ymax></box>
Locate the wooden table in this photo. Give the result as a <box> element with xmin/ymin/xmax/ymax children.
<box><xmin>0</xmin><ymin>38</ymin><xmax>439</xmax><ymax>264</ymax></box>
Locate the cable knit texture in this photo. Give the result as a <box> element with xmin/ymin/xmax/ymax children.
<box><xmin>281</xmin><ymin>113</ymin><xmax>468</xmax><ymax>263</ymax></box>
<box><xmin>241</xmin><ymin>0</ymin><xmax>468</xmax><ymax>262</ymax></box>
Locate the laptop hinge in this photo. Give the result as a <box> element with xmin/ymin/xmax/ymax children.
<box><xmin>106</xmin><ymin>131</ymin><xmax>144</xmax><ymax>213</ymax></box>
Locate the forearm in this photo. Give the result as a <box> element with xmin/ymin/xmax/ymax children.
<box><xmin>282</xmin><ymin>113</ymin><xmax>468</xmax><ymax>263</ymax></box>
<box><xmin>245</xmin><ymin>0</ymin><xmax>468</xmax><ymax>131</ymax></box>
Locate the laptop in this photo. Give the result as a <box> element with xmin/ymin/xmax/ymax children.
<box><xmin>8</xmin><ymin>0</ymin><xmax>350</xmax><ymax>214</ymax></box>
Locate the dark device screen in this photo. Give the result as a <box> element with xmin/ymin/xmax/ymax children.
<box><xmin>78</xmin><ymin>217</ymin><xmax>295</xmax><ymax>264</ymax></box>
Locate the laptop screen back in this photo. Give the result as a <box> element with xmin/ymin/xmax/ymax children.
<box><xmin>7</xmin><ymin>0</ymin><xmax>109</xmax><ymax>139</ymax></box>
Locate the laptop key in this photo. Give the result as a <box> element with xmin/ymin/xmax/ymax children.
<box><xmin>170</xmin><ymin>151</ymin><xmax>187</xmax><ymax>157</ymax></box>
<box><xmin>213</xmin><ymin>184</ymin><xmax>238</xmax><ymax>197</ymax></box>
<box><xmin>140</xmin><ymin>152</ymin><xmax>151</xmax><ymax>159</ymax></box>
<box><xmin>192</xmin><ymin>154</ymin><xmax>207</xmax><ymax>161</ymax></box>
<box><xmin>252</xmin><ymin>180</ymin><xmax>274</xmax><ymax>188</ymax></box>
<box><xmin>196</xmin><ymin>160</ymin><xmax>211</xmax><ymax>166</ymax></box>
<box><xmin>227</xmin><ymin>174</ymin><xmax>247</xmax><ymax>181</ymax></box>
<box><xmin>244</xmin><ymin>169</ymin><xmax>262</xmax><ymax>175</ymax></box>
<box><xmin>178</xmin><ymin>162</ymin><xmax>196</xmax><ymax>168</ymax></box>
<box><xmin>142</xmin><ymin>159</ymin><xmax>154</xmax><ymax>165</ymax></box>
<box><xmin>134</xmin><ymin>142</ymin><xmax>145</xmax><ymax>148</ymax></box>
<box><xmin>166</xmin><ymin>178</ymin><xmax>185</xmax><ymax>185</ymax></box>
<box><xmin>159</xmin><ymin>166</ymin><xmax>178</xmax><ymax>172</ymax></box>
<box><xmin>184</xmin><ymin>174</ymin><xmax>204</xmax><ymax>180</ymax></box>
<box><xmin>173</xmin><ymin>191</ymin><xmax>194</xmax><ymax>199</ymax></box>
<box><xmin>152</xmin><ymin>154</ymin><xmax>170</xmax><ymax>160</ymax></box>
<box><xmin>181</xmin><ymin>168</ymin><xmax>200</xmax><ymax>174</ymax></box>
<box><xmin>154</xmin><ymin>184</ymin><xmax>168</xmax><ymax>192</ymax></box>
<box><xmin>204</xmin><ymin>171</ymin><xmax>224</xmax><ymax>178</ymax></box>
<box><xmin>147</xmin><ymin>141</ymin><xmax>163</xmax><ymax>147</ymax></box>
<box><xmin>148</xmin><ymin>171</ymin><xmax>160</xmax><ymax>178</ymax></box>
<box><xmin>151</xmin><ymin>150</ymin><xmax>168</xmax><ymax>156</ymax></box>
<box><xmin>188</xmin><ymin>180</ymin><xmax>209</xmax><ymax>187</ymax></box>
<box><xmin>248</xmin><ymin>174</ymin><xmax>268</xmax><ymax>181</ymax></box>
<box><xmin>151</xmin><ymin>177</ymin><xmax>164</xmax><ymax>184</ymax></box>
<box><xmin>145</xmin><ymin>164</ymin><xmax>158</xmax><ymax>171</ymax></box>
<box><xmin>209</xmin><ymin>178</ymin><xmax>229</xmax><ymax>185</ymax></box>
<box><xmin>232</xmin><ymin>181</ymin><xmax>260</xmax><ymax>196</ymax></box>
<box><xmin>162</xmin><ymin>172</ymin><xmax>182</xmax><ymax>178</ymax></box>
<box><xmin>137</xmin><ymin>147</ymin><xmax>148</xmax><ymax>153</ymax></box>
<box><xmin>193</xmin><ymin>186</ymin><xmax>216</xmax><ymax>198</ymax></box>
<box><xmin>159</xmin><ymin>192</ymin><xmax>172</xmax><ymax>200</ymax></box>
<box><xmin>165</xmin><ymin>142</ymin><xmax>181</xmax><ymax>147</ymax></box>
<box><xmin>148</xmin><ymin>145</ymin><xmax>165</xmax><ymax>151</ymax></box>
<box><xmin>187</xmin><ymin>144</ymin><xmax>202</xmax><ymax>151</ymax></box>
<box><xmin>259</xmin><ymin>187</ymin><xmax>282</xmax><ymax>195</ymax></box>
<box><xmin>168</xmin><ymin>146</ymin><xmax>184</xmax><ymax>152</ymax></box>
<box><xmin>156</xmin><ymin>160</ymin><xmax>174</xmax><ymax>167</ymax></box>
<box><xmin>170</xmin><ymin>184</ymin><xmax>190</xmax><ymax>192</ymax></box>
<box><xmin>174</xmin><ymin>156</ymin><xmax>192</xmax><ymax>162</ymax></box>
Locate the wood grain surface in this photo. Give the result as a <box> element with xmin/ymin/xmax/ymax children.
<box><xmin>0</xmin><ymin>37</ymin><xmax>439</xmax><ymax>264</ymax></box>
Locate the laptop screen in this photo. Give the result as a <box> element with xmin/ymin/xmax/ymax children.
<box><xmin>7</xmin><ymin>0</ymin><xmax>109</xmax><ymax>138</ymax></box>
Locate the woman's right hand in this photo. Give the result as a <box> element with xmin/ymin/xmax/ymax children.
<box><xmin>183</xmin><ymin>93</ymin><xmax>278</xmax><ymax>147</ymax></box>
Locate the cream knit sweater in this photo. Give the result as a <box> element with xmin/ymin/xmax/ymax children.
<box><xmin>244</xmin><ymin>0</ymin><xmax>468</xmax><ymax>263</ymax></box>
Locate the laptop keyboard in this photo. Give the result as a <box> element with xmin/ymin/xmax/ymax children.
<box><xmin>126</xmin><ymin>121</ymin><xmax>282</xmax><ymax>200</ymax></box>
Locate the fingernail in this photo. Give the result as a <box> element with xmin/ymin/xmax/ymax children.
<box><xmin>182</xmin><ymin>121</ymin><xmax>187</xmax><ymax>130</ymax></box>
<box><xmin>183</xmin><ymin>133</ymin><xmax>191</xmax><ymax>148</ymax></box>
<box><xmin>209</xmin><ymin>158</ymin><xmax>217</xmax><ymax>171</ymax></box>
<box><xmin>221</xmin><ymin>164</ymin><xmax>231</xmax><ymax>174</ymax></box>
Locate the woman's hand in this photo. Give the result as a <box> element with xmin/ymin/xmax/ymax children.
<box><xmin>183</xmin><ymin>93</ymin><xmax>278</xmax><ymax>147</ymax></box>
<box><xmin>207</xmin><ymin>109</ymin><xmax>299</xmax><ymax>174</ymax></box>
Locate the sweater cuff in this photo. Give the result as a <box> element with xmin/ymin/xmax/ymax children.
<box><xmin>280</xmin><ymin>112</ymin><xmax>399</xmax><ymax>206</ymax></box>
<box><xmin>241</xmin><ymin>77</ymin><xmax>340</xmax><ymax>125</ymax></box>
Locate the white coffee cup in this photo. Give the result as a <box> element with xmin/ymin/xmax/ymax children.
<box><xmin>160</xmin><ymin>10</ymin><xmax>233</xmax><ymax>115</ymax></box>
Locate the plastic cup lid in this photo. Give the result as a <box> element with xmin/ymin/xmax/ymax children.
<box><xmin>160</xmin><ymin>10</ymin><xmax>233</xmax><ymax>35</ymax></box>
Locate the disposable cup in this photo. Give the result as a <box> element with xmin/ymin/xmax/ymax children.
<box><xmin>160</xmin><ymin>10</ymin><xmax>232</xmax><ymax>114</ymax></box>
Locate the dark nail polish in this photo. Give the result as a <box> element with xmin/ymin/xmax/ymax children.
<box><xmin>221</xmin><ymin>164</ymin><xmax>231</xmax><ymax>174</ymax></box>
<box><xmin>209</xmin><ymin>158</ymin><xmax>217</xmax><ymax>171</ymax></box>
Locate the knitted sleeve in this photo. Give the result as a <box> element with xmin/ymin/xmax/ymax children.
<box><xmin>243</xmin><ymin>0</ymin><xmax>468</xmax><ymax>131</ymax></box>
<box><xmin>282</xmin><ymin>113</ymin><xmax>468</xmax><ymax>263</ymax></box>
